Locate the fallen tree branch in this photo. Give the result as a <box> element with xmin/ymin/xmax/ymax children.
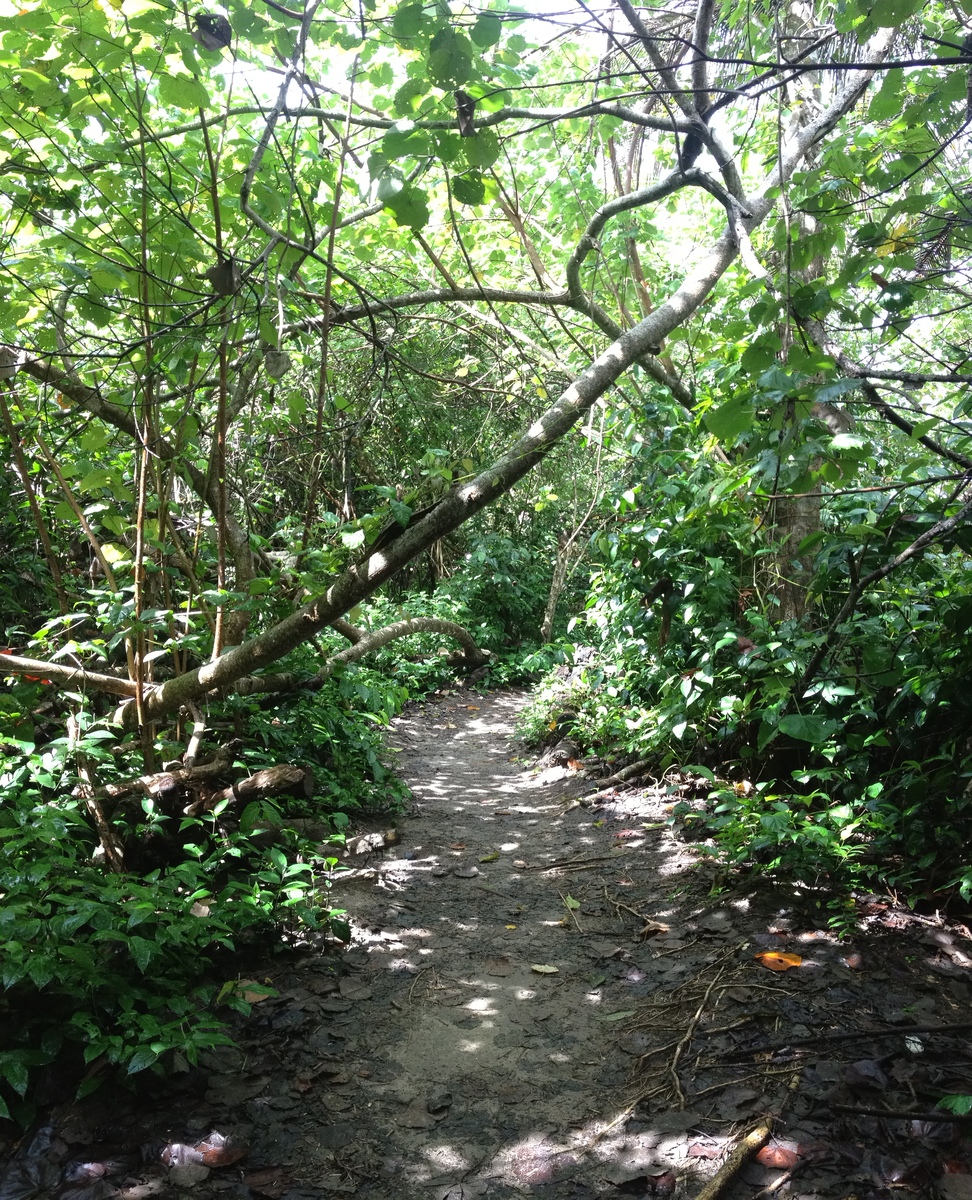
<box><xmin>718</xmin><ymin>1019</ymin><xmax>972</xmax><ymax>1060</ymax></box>
<box><xmin>582</xmin><ymin>759</ymin><xmax>655</xmax><ymax>805</ymax></box>
<box><xmin>232</xmin><ymin>617</ymin><xmax>490</xmax><ymax>696</ymax></box>
<box><xmin>81</xmin><ymin>741</ymin><xmax>241</xmax><ymax>807</ymax></box>
<box><xmin>831</xmin><ymin>1104</ymin><xmax>972</xmax><ymax>1123</ymax></box>
<box><xmin>692</xmin><ymin>1073</ymin><xmax>802</xmax><ymax>1200</ymax></box>
<box><xmin>185</xmin><ymin>764</ymin><xmax>314</xmax><ymax>816</ymax></box>
<box><xmin>693</xmin><ymin>1124</ymin><xmax>773</xmax><ymax>1200</ymax></box>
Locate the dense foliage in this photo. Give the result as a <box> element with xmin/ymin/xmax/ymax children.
<box><xmin>4</xmin><ymin>0</ymin><xmax>972</xmax><ymax>1119</ymax></box>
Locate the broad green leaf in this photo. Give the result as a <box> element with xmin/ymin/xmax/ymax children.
<box><xmin>128</xmin><ymin>936</ymin><xmax>154</xmax><ymax>972</ymax></box>
<box><xmin>381</xmin><ymin>181</ymin><xmax>430</xmax><ymax>229</ymax></box>
<box><xmin>829</xmin><ymin>432</ymin><xmax>869</xmax><ymax>453</ymax></box>
<box><xmin>102</xmin><ymin>542</ymin><xmax>133</xmax><ymax>564</ymax></box>
<box><xmin>127</xmin><ymin>1046</ymin><xmax>159</xmax><ymax>1073</ymax></box>
<box><xmin>392</xmin><ymin>2</ymin><xmax>424</xmax><ymax>38</ymax></box>
<box><xmin>471</xmin><ymin>13</ymin><xmax>502</xmax><ymax>47</ymax></box>
<box><xmin>157</xmin><ymin>73</ymin><xmax>210</xmax><ymax>109</ymax></box>
<box><xmin>812</xmin><ymin>377</ymin><xmax>859</xmax><ymax>404</ymax></box>
<box><xmin>383</xmin><ymin>124</ymin><xmax>430</xmax><ymax>160</ymax></box>
<box><xmin>778</xmin><ymin>714</ymin><xmax>838</xmax><ymax>744</ymax></box>
<box><xmin>0</xmin><ymin>1055</ymin><xmax>29</xmax><ymax>1096</ymax></box>
<box><xmin>705</xmin><ymin>397</ymin><xmax>755</xmax><ymax>442</ymax></box>
<box><xmin>428</xmin><ymin>26</ymin><xmax>472</xmax><ymax>87</ymax></box>
<box><xmin>464</xmin><ymin>128</ymin><xmax>500</xmax><ymax>168</ymax></box>
<box><xmin>868</xmin><ymin>0</ymin><xmax>923</xmax><ymax>24</ymax></box>
<box><xmin>451</xmin><ymin>170</ymin><xmax>485</xmax><ymax>205</ymax></box>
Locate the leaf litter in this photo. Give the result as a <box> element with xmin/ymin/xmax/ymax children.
<box><xmin>3</xmin><ymin>689</ymin><xmax>972</xmax><ymax>1199</ymax></box>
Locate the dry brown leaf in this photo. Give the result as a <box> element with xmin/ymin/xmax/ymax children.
<box><xmin>486</xmin><ymin>956</ymin><xmax>514</xmax><ymax>976</ymax></box>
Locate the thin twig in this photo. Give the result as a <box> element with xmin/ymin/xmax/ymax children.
<box><xmin>559</xmin><ymin>892</ymin><xmax>584</xmax><ymax>932</ymax></box>
<box><xmin>668</xmin><ymin>965</ymin><xmax>730</xmax><ymax>1107</ymax></box>
<box><xmin>523</xmin><ymin>851</ymin><xmax>627</xmax><ymax>871</ymax></box>
<box><xmin>720</xmin><ymin>1019</ymin><xmax>972</xmax><ymax>1061</ymax></box>
<box><xmin>752</xmin><ymin>1161</ymin><xmax>806</xmax><ymax>1199</ymax></box>
<box><xmin>832</xmin><ymin>1104</ymin><xmax>972</xmax><ymax>1123</ymax></box>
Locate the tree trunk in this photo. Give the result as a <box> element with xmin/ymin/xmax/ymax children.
<box><xmin>540</xmin><ymin>533</ymin><xmax>573</xmax><ymax>643</ymax></box>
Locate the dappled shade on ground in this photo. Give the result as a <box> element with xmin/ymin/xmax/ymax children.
<box><xmin>3</xmin><ymin>690</ymin><xmax>972</xmax><ymax>1199</ymax></box>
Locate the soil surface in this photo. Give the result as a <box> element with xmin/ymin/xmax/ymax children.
<box><xmin>4</xmin><ymin>688</ymin><xmax>972</xmax><ymax>1200</ymax></box>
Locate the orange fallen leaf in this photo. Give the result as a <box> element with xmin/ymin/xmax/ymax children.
<box><xmin>197</xmin><ymin>1134</ymin><xmax>247</xmax><ymax>1168</ymax></box>
<box><xmin>567</xmin><ymin>758</ymin><xmax>584</xmax><ymax>770</ymax></box>
<box><xmin>754</xmin><ymin>951</ymin><xmax>802</xmax><ymax>971</ymax></box>
<box><xmin>756</xmin><ymin>1142</ymin><xmax>800</xmax><ymax>1169</ymax></box>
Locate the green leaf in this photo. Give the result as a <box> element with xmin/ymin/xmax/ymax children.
<box><xmin>0</xmin><ymin>1054</ymin><xmax>29</xmax><ymax>1096</ymax></box>
<box><xmin>330</xmin><ymin>917</ymin><xmax>352</xmax><ymax>942</ymax></box>
<box><xmin>868</xmin><ymin>0</ymin><xmax>923</xmax><ymax>24</ymax></box>
<box><xmin>428</xmin><ymin>26</ymin><xmax>472</xmax><ymax>88</ymax></box>
<box><xmin>383</xmin><ymin>123</ymin><xmax>430</xmax><ymax>160</ymax></box>
<box><xmin>127</xmin><ymin>1046</ymin><xmax>159</xmax><ymax>1074</ymax></box>
<box><xmin>705</xmin><ymin>397</ymin><xmax>755</xmax><ymax>442</ymax></box>
<box><xmin>157</xmin><ymin>73</ymin><xmax>210</xmax><ymax>110</ymax></box>
<box><xmin>812</xmin><ymin>377</ymin><xmax>859</xmax><ymax>404</ymax></box>
<box><xmin>778</xmin><ymin>714</ymin><xmax>838</xmax><ymax>744</ymax></box>
<box><xmin>392</xmin><ymin>2</ymin><xmax>424</xmax><ymax>38</ymax></box>
<box><xmin>381</xmin><ymin>181</ymin><xmax>430</xmax><ymax>229</ymax></box>
<box><xmin>868</xmin><ymin>72</ymin><xmax>903</xmax><ymax>120</ymax></box>
<box><xmin>128</xmin><ymin>936</ymin><xmax>154</xmax><ymax>972</ymax></box>
<box><xmin>451</xmin><ymin>170</ymin><xmax>485</xmax><ymax>205</ymax></box>
<box><xmin>471</xmin><ymin>13</ymin><xmax>502</xmax><ymax>47</ymax></box>
<box><xmin>829</xmin><ymin>432</ymin><xmax>869</xmax><ymax>454</ymax></box>
<box><xmin>78</xmin><ymin>468</ymin><xmax>116</xmax><ymax>493</ymax></box>
<box><xmin>464</xmin><ymin>128</ymin><xmax>500</xmax><ymax>169</ymax></box>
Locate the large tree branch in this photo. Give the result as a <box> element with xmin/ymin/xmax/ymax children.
<box><xmin>112</xmin><ymin>218</ymin><xmax>786</xmax><ymax>727</ymax></box>
<box><xmin>233</xmin><ymin>617</ymin><xmax>489</xmax><ymax>696</ymax></box>
<box><xmin>108</xmin><ymin>101</ymin><xmax>689</xmax><ymax>155</ymax></box>
<box><xmin>0</xmin><ymin>654</ymin><xmax>138</xmax><ymax>697</ymax></box>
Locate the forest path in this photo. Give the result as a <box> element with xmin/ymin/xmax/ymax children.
<box><xmin>13</xmin><ymin>689</ymin><xmax>972</xmax><ymax>1200</ymax></box>
<box><xmin>314</xmin><ymin>685</ymin><xmax>700</xmax><ymax>1198</ymax></box>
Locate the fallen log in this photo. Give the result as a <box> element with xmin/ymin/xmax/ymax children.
<box><xmin>79</xmin><ymin>741</ymin><xmax>242</xmax><ymax>808</ymax></box>
<box><xmin>191</xmin><ymin>764</ymin><xmax>314</xmax><ymax>814</ymax></box>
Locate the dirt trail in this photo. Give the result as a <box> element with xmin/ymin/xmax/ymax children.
<box><xmin>318</xmin><ymin>686</ymin><xmax>701</xmax><ymax>1197</ymax></box>
<box><xmin>6</xmin><ymin>688</ymin><xmax>972</xmax><ymax>1200</ymax></box>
